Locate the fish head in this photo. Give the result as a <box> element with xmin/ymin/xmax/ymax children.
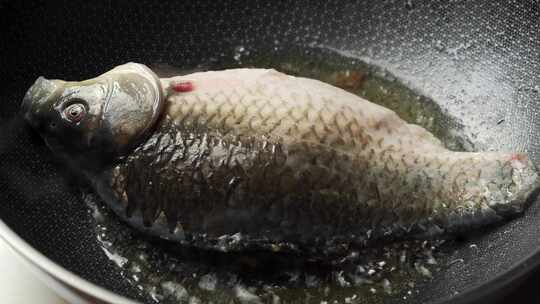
<box><xmin>21</xmin><ymin>62</ymin><xmax>164</xmax><ymax>170</ymax></box>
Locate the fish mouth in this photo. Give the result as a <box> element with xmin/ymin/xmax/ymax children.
<box><xmin>20</xmin><ymin>76</ymin><xmax>59</xmax><ymax>128</ymax></box>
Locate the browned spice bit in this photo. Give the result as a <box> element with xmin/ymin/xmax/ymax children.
<box><xmin>332</xmin><ymin>70</ymin><xmax>366</xmax><ymax>90</ymax></box>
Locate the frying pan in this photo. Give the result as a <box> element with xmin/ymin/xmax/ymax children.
<box><xmin>1</xmin><ymin>0</ymin><xmax>540</xmax><ymax>303</ymax></box>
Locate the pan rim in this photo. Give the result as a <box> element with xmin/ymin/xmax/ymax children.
<box><xmin>0</xmin><ymin>217</ymin><xmax>537</xmax><ymax>304</ymax></box>
<box><xmin>0</xmin><ymin>219</ymin><xmax>138</xmax><ymax>304</ymax></box>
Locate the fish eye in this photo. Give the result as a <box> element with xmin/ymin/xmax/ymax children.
<box><xmin>63</xmin><ymin>103</ymin><xmax>86</xmax><ymax>123</ymax></box>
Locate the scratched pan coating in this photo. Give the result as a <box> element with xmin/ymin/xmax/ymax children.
<box><xmin>0</xmin><ymin>1</ymin><xmax>539</xmax><ymax>304</ymax></box>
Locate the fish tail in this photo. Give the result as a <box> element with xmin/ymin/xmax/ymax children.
<box><xmin>431</xmin><ymin>152</ymin><xmax>540</xmax><ymax>233</ymax></box>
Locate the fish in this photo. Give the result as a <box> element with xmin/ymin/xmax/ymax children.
<box><xmin>21</xmin><ymin>62</ymin><xmax>540</xmax><ymax>255</ymax></box>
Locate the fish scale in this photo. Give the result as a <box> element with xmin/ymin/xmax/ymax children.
<box><xmin>21</xmin><ymin>63</ymin><xmax>540</xmax><ymax>256</ymax></box>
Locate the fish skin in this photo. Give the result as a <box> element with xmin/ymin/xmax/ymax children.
<box><xmin>93</xmin><ymin>68</ymin><xmax>540</xmax><ymax>254</ymax></box>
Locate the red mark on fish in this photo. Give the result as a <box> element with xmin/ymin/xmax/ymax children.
<box><xmin>171</xmin><ymin>81</ymin><xmax>194</xmax><ymax>93</ymax></box>
<box><xmin>511</xmin><ymin>154</ymin><xmax>526</xmax><ymax>162</ymax></box>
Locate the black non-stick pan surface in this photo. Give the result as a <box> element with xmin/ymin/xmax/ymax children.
<box><xmin>1</xmin><ymin>1</ymin><xmax>540</xmax><ymax>303</ymax></box>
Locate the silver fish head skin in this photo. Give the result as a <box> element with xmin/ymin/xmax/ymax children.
<box><xmin>21</xmin><ymin>63</ymin><xmax>164</xmax><ymax>170</ymax></box>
